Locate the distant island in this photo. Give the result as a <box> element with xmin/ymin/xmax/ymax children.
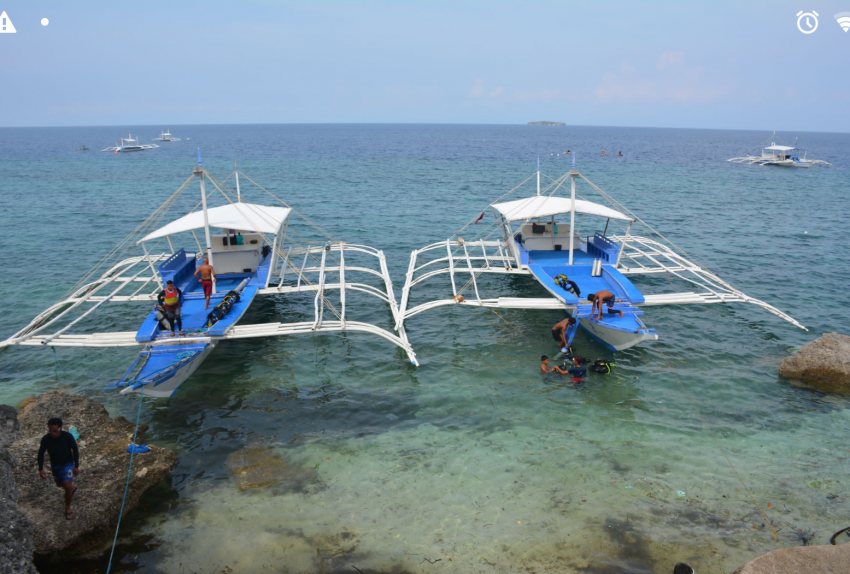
<box><xmin>527</xmin><ymin>121</ymin><xmax>565</xmax><ymax>126</ymax></box>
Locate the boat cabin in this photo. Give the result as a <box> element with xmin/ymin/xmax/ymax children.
<box><xmin>761</xmin><ymin>145</ymin><xmax>798</xmax><ymax>161</ymax></box>
<box><xmin>492</xmin><ymin>195</ymin><xmax>632</xmax><ymax>269</ymax></box>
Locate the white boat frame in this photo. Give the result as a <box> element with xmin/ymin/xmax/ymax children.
<box><xmin>1</xmin><ymin>168</ymin><xmax>418</xmax><ymax>370</ymax></box>
<box><xmin>396</xmin><ymin>168</ymin><xmax>806</xmax><ymax>344</ymax></box>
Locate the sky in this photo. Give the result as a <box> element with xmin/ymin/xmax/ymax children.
<box><xmin>1</xmin><ymin>1</ymin><xmax>849</xmax><ymax>131</ymax></box>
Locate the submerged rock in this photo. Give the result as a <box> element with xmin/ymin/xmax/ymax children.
<box><xmin>8</xmin><ymin>391</ymin><xmax>176</xmax><ymax>558</ymax></box>
<box><xmin>0</xmin><ymin>404</ymin><xmax>37</xmax><ymax>574</ymax></box>
<box><xmin>779</xmin><ymin>333</ymin><xmax>850</xmax><ymax>393</ymax></box>
<box><xmin>733</xmin><ymin>542</ymin><xmax>850</xmax><ymax>574</ymax></box>
<box><xmin>225</xmin><ymin>443</ymin><xmax>316</xmax><ymax>491</ymax></box>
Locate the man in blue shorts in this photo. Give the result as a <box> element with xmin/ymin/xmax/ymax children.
<box><xmin>37</xmin><ymin>417</ymin><xmax>80</xmax><ymax>519</ymax></box>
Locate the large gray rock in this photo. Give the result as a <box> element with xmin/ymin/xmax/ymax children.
<box><xmin>0</xmin><ymin>404</ymin><xmax>37</xmax><ymax>574</ymax></box>
<box><xmin>8</xmin><ymin>391</ymin><xmax>176</xmax><ymax>558</ymax></box>
<box><xmin>779</xmin><ymin>333</ymin><xmax>850</xmax><ymax>393</ymax></box>
<box><xmin>733</xmin><ymin>543</ymin><xmax>850</xmax><ymax>574</ymax></box>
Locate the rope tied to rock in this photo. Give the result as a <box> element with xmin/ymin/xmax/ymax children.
<box><xmin>105</xmin><ymin>385</ymin><xmax>145</xmax><ymax>574</ymax></box>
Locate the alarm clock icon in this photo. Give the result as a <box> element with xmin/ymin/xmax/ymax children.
<box><xmin>797</xmin><ymin>10</ymin><xmax>819</xmax><ymax>34</ymax></box>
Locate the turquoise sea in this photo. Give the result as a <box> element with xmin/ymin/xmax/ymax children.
<box><xmin>1</xmin><ymin>124</ymin><xmax>849</xmax><ymax>573</ymax></box>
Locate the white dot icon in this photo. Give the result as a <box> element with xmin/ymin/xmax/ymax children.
<box><xmin>41</xmin><ymin>18</ymin><xmax>48</xmax><ymax>26</ymax></box>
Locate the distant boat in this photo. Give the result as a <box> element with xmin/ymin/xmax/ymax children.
<box><xmin>153</xmin><ymin>129</ymin><xmax>181</xmax><ymax>142</ymax></box>
<box><xmin>101</xmin><ymin>133</ymin><xmax>159</xmax><ymax>153</ymax></box>
<box><xmin>728</xmin><ymin>133</ymin><xmax>830</xmax><ymax>168</ymax></box>
<box><xmin>76</xmin><ymin>145</ymin><xmax>89</xmax><ymax>151</ymax></box>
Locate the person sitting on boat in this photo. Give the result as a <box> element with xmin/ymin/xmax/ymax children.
<box><xmin>587</xmin><ymin>290</ymin><xmax>623</xmax><ymax>320</ymax></box>
<box><xmin>551</xmin><ymin>317</ymin><xmax>576</xmax><ymax>353</ymax></box>
<box><xmin>157</xmin><ymin>280</ymin><xmax>184</xmax><ymax>336</ymax></box>
<box><xmin>540</xmin><ymin>355</ymin><xmax>569</xmax><ymax>375</ymax></box>
<box><xmin>194</xmin><ymin>257</ymin><xmax>217</xmax><ymax>310</ymax></box>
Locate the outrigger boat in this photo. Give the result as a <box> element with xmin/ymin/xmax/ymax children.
<box><xmin>1</xmin><ymin>156</ymin><xmax>417</xmax><ymax>397</ymax></box>
<box><xmin>397</xmin><ymin>158</ymin><xmax>807</xmax><ymax>352</ymax></box>
<box><xmin>153</xmin><ymin>129</ymin><xmax>181</xmax><ymax>142</ymax></box>
<box><xmin>728</xmin><ymin>133</ymin><xmax>830</xmax><ymax>168</ymax></box>
<box><xmin>101</xmin><ymin>133</ymin><xmax>159</xmax><ymax>153</ymax></box>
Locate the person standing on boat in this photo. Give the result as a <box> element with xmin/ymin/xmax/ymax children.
<box><xmin>551</xmin><ymin>317</ymin><xmax>576</xmax><ymax>353</ymax></box>
<box><xmin>194</xmin><ymin>257</ymin><xmax>217</xmax><ymax>310</ymax></box>
<box><xmin>157</xmin><ymin>280</ymin><xmax>184</xmax><ymax>336</ymax></box>
<box><xmin>37</xmin><ymin>417</ymin><xmax>80</xmax><ymax>520</ymax></box>
<box><xmin>588</xmin><ymin>290</ymin><xmax>624</xmax><ymax>321</ymax></box>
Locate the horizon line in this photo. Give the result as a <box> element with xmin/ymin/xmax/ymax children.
<box><xmin>0</xmin><ymin>121</ymin><xmax>847</xmax><ymax>135</ymax></box>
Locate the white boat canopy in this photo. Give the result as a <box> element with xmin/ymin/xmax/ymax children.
<box><xmin>492</xmin><ymin>195</ymin><xmax>632</xmax><ymax>223</ymax></box>
<box><xmin>764</xmin><ymin>145</ymin><xmax>796</xmax><ymax>151</ymax></box>
<box><xmin>139</xmin><ymin>202</ymin><xmax>292</xmax><ymax>243</ymax></box>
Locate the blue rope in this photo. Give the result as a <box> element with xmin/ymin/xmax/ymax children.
<box><xmin>105</xmin><ymin>385</ymin><xmax>145</xmax><ymax>574</ymax></box>
<box><xmin>51</xmin><ymin>346</ymin><xmax>66</xmax><ymax>382</ymax></box>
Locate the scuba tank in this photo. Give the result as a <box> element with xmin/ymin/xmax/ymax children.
<box><xmin>554</xmin><ymin>275</ymin><xmax>581</xmax><ymax>296</ymax></box>
<box><xmin>154</xmin><ymin>305</ymin><xmax>172</xmax><ymax>331</ymax></box>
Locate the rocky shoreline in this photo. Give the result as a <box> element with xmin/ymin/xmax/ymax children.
<box><xmin>1</xmin><ymin>391</ymin><xmax>175</xmax><ymax>569</ymax></box>
<box><xmin>779</xmin><ymin>332</ymin><xmax>850</xmax><ymax>393</ymax></box>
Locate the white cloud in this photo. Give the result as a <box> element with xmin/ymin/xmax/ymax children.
<box><xmin>657</xmin><ymin>51</ymin><xmax>685</xmax><ymax>70</ymax></box>
<box><xmin>471</xmin><ymin>79</ymin><xmax>485</xmax><ymax>97</ymax></box>
<box><xmin>593</xmin><ymin>52</ymin><xmax>730</xmax><ymax>104</ymax></box>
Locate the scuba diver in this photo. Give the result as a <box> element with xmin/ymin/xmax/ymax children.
<box><xmin>157</xmin><ymin>280</ymin><xmax>184</xmax><ymax>336</ymax></box>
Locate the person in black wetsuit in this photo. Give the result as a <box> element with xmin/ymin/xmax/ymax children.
<box><xmin>37</xmin><ymin>417</ymin><xmax>80</xmax><ymax>519</ymax></box>
<box><xmin>565</xmin><ymin>355</ymin><xmax>588</xmax><ymax>384</ymax></box>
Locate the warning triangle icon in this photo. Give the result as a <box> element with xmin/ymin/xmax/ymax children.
<box><xmin>1</xmin><ymin>11</ymin><xmax>17</xmax><ymax>33</ymax></box>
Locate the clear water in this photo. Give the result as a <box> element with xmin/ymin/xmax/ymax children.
<box><xmin>1</xmin><ymin>125</ymin><xmax>849</xmax><ymax>573</ymax></box>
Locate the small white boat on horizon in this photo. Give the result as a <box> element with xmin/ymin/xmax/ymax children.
<box><xmin>728</xmin><ymin>133</ymin><xmax>830</xmax><ymax>168</ymax></box>
<box><xmin>101</xmin><ymin>133</ymin><xmax>159</xmax><ymax>153</ymax></box>
<box><xmin>153</xmin><ymin>129</ymin><xmax>181</xmax><ymax>142</ymax></box>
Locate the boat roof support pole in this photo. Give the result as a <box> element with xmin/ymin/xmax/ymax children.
<box><xmin>165</xmin><ymin>236</ymin><xmax>175</xmax><ymax>254</ymax></box>
<box><xmin>195</xmin><ymin>166</ymin><xmax>216</xmax><ymax>295</ymax></box>
<box><xmin>603</xmin><ymin>218</ymin><xmax>610</xmax><ymax>237</ymax></box>
<box><xmin>462</xmin><ymin>243</ymin><xmax>482</xmax><ymax>304</ymax></box>
<box><xmin>615</xmin><ymin>221</ymin><xmax>632</xmax><ymax>268</ymax></box>
<box><xmin>266</xmin><ymin>234</ymin><xmax>278</xmax><ymax>289</ymax></box>
<box><xmin>235</xmin><ymin>161</ymin><xmax>241</xmax><ymax>202</ymax></box>
<box><xmin>140</xmin><ymin>243</ymin><xmax>162</xmax><ymax>288</ymax></box>
<box><xmin>569</xmin><ymin>167</ymin><xmax>577</xmax><ymax>265</ymax></box>
<box><xmin>446</xmin><ymin>240</ymin><xmax>457</xmax><ymax>297</ymax></box>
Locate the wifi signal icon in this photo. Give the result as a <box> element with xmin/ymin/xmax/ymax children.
<box><xmin>836</xmin><ymin>12</ymin><xmax>850</xmax><ymax>32</ymax></box>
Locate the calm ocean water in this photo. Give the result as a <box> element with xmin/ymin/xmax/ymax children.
<box><xmin>1</xmin><ymin>124</ymin><xmax>849</xmax><ymax>573</ymax></box>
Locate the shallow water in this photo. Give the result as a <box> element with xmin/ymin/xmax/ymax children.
<box><xmin>2</xmin><ymin>124</ymin><xmax>849</xmax><ymax>573</ymax></box>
